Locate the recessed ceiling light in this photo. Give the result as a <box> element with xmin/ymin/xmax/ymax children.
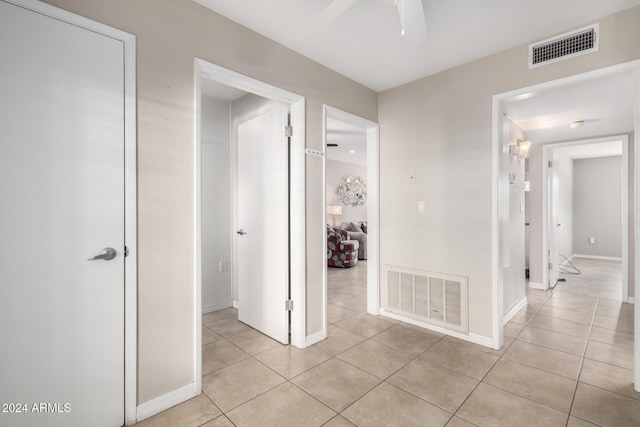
<box><xmin>570</xmin><ymin>120</ymin><xmax>585</xmax><ymax>129</ymax></box>
<box><xmin>349</xmin><ymin>150</ymin><xmax>356</xmax><ymax>154</ymax></box>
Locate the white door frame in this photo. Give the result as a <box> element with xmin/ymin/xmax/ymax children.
<box><xmin>546</xmin><ymin>151</ymin><xmax>560</xmax><ymax>289</ymax></box>
<box><xmin>542</xmin><ymin>135</ymin><xmax>629</xmax><ymax>298</ymax></box>
<box><xmin>320</xmin><ymin>105</ymin><xmax>380</xmax><ymax>342</ymax></box>
<box><xmin>492</xmin><ymin>60</ymin><xmax>640</xmax><ymax>390</ymax></box>
<box><xmin>7</xmin><ymin>0</ymin><xmax>138</xmax><ymax>424</ymax></box>
<box><xmin>194</xmin><ymin>59</ymin><xmax>306</xmax><ymax>381</ymax></box>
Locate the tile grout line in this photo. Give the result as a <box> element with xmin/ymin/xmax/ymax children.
<box><xmin>452</xmin><ymin>289</ymin><xmax>573</xmax><ymax>423</ymax></box>
<box><xmin>448</xmin><ymin>337</ymin><xmax>514</xmax><ymax>424</ymax></box>
<box><xmin>200</xmin><ymin>260</ymin><xmax>632</xmax><ymax>426</ymax></box>
<box><xmin>335</xmin><ymin>332</ymin><xmax>449</xmax><ymax>424</ymax></box>
<box><xmin>564</xmin><ymin>296</ymin><xmax>600</xmax><ymax>427</ymax></box>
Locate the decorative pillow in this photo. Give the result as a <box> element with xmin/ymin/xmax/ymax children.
<box><xmin>327</xmin><ymin>224</ymin><xmax>334</xmax><ymax>233</ymax></box>
<box><xmin>350</xmin><ymin>221</ymin><xmax>363</xmax><ymax>233</ymax></box>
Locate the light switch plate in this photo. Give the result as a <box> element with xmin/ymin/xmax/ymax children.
<box><xmin>418</xmin><ymin>201</ymin><xmax>425</xmax><ymax>213</ymax></box>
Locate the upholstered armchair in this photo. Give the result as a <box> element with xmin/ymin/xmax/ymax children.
<box><xmin>327</xmin><ymin>227</ymin><xmax>359</xmax><ymax>268</ymax></box>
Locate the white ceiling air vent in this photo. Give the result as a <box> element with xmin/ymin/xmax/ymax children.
<box><xmin>529</xmin><ymin>24</ymin><xmax>599</xmax><ymax>69</ymax></box>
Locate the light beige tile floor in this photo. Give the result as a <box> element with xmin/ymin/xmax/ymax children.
<box><xmin>135</xmin><ymin>258</ymin><xmax>639</xmax><ymax>426</ymax></box>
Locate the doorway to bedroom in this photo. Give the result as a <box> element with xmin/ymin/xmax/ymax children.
<box><xmin>195</xmin><ymin>59</ymin><xmax>307</xmax><ymax>390</ymax></box>
<box><xmin>323</xmin><ymin>106</ymin><xmax>380</xmax><ymax>342</ymax></box>
<box><xmin>326</xmin><ymin>116</ymin><xmax>369</xmax><ymax>324</ymax></box>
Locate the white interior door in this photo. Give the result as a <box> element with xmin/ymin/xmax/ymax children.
<box><xmin>0</xmin><ymin>2</ymin><xmax>125</xmax><ymax>426</ymax></box>
<box><xmin>548</xmin><ymin>157</ymin><xmax>561</xmax><ymax>287</ymax></box>
<box><xmin>237</xmin><ymin>105</ymin><xmax>290</xmax><ymax>344</ymax></box>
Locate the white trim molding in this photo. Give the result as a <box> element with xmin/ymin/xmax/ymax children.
<box><xmin>572</xmin><ymin>254</ymin><xmax>623</xmax><ymax>261</ymax></box>
<box><xmin>381</xmin><ymin>309</ymin><xmax>494</xmax><ymax>348</ymax></box>
<box><xmin>305</xmin><ymin>330</ymin><xmax>326</xmax><ymax>347</ymax></box>
<box><xmin>528</xmin><ymin>282</ymin><xmax>546</xmax><ymax>290</ymax></box>
<box><xmin>503</xmin><ymin>297</ymin><xmax>528</xmax><ymax>324</ymax></box>
<box><xmin>136</xmin><ymin>383</ymin><xmax>198</xmax><ymax>422</ymax></box>
<box><xmin>202</xmin><ymin>302</ymin><xmax>233</xmax><ymax>314</ymax></box>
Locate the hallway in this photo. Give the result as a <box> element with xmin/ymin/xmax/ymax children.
<box><xmin>134</xmin><ymin>259</ymin><xmax>638</xmax><ymax>426</ymax></box>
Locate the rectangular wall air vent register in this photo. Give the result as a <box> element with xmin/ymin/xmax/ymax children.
<box><xmin>383</xmin><ymin>266</ymin><xmax>469</xmax><ymax>334</ymax></box>
<box><xmin>529</xmin><ymin>24</ymin><xmax>599</xmax><ymax>69</ymax></box>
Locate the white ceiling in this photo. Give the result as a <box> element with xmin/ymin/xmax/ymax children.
<box><xmin>554</xmin><ymin>140</ymin><xmax>622</xmax><ymax>160</ymax></box>
<box><xmin>201</xmin><ymin>78</ymin><xmax>247</xmax><ymax>101</ymax></box>
<box><xmin>326</xmin><ymin>117</ymin><xmax>367</xmax><ymax>165</ymax></box>
<box><xmin>504</xmin><ymin>70</ymin><xmax>635</xmax><ymax>145</ymax></box>
<box><xmin>196</xmin><ymin>1</ymin><xmax>636</xmax><ymax>159</ymax></box>
<box><xmin>193</xmin><ymin>0</ymin><xmax>640</xmax><ymax>91</ymax></box>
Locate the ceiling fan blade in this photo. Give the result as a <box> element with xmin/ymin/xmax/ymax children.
<box><xmin>396</xmin><ymin>0</ymin><xmax>428</xmax><ymax>46</ymax></box>
<box><xmin>302</xmin><ymin>0</ymin><xmax>359</xmax><ymax>39</ymax></box>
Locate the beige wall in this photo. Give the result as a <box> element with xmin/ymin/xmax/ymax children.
<box><xmin>326</xmin><ymin>159</ymin><xmax>368</xmax><ymax>225</ymax></box>
<box><xmin>574</xmin><ymin>156</ymin><xmax>623</xmax><ymax>257</ymax></box>
<box><xmin>379</xmin><ymin>7</ymin><xmax>640</xmax><ymax>338</ymax></box>
<box><xmin>201</xmin><ymin>96</ymin><xmax>232</xmax><ymax>313</ymax></box>
<box><xmin>43</xmin><ymin>0</ymin><xmax>377</xmax><ymax>405</ymax></box>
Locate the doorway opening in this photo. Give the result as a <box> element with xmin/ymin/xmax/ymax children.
<box><xmin>194</xmin><ymin>59</ymin><xmax>306</xmax><ymax>391</ymax></box>
<box><xmin>542</xmin><ymin>136</ymin><xmax>629</xmax><ymax>298</ymax></box>
<box><xmin>321</xmin><ymin>106</ymin><xmax>380</xmax><ymax>343</ymax></box>
<box><xmin>493</xmin><ymin>61</ymin><xmax>640</xmax><ymax>389</ymax></box>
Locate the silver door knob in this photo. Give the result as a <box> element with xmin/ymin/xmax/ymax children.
<box><xmin>88</xmin><ymin>247</ymin><xmax>117</xmax><ymax>261</ymax></box>
<box><xmin>237</xmin><ymin>229</ymin><xmax>247</xmax><ymax>236</ymax></box>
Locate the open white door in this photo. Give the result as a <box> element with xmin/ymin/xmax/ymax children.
<box><xmin>548</xmin><ymin>156</ymin><xmax>561</xmax><ymax>287</ymax></box>
<box><xmin>0</xmin><ymin>2</ymin><xmax>127</xmax><ymax>426</ymax></box>
<box><xmin>237</xmin><ymin>105</ymin><xmax>290</xmax><ymax>344</ymax></box>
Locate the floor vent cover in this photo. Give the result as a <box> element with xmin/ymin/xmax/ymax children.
<box><xmin>529</xmin><ymin>24</ymin><xmax>599</xmax><ymax>68</ymax></box>
<box><xmin>383</xmin><ymin>265</ymin><xmax>468</xmax><ymax>333</ymax></box>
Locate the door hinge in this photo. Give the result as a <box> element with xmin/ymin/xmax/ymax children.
<box><xmin>548</xmin><ymin>262</ymin><xmax>553</xmax><ymax>269</ymax></box>
<box><xmin>284</xmin><ymin>125</ymin><xmax>293</xmax><ymax>138</ymax></box>
<box><xmin>285</xmin><ymin>299</ymin><xmax>293</xmax><ymax>311</ymax></box>
<box><xmin>124</xmin><ymin>246</ymin><xmax>129</xmax><ymax>258</ymax></box>
<box><xmin>548</xmin><ymin>160</ymin><xmax>553</xmax><ymax>168</ymax></box>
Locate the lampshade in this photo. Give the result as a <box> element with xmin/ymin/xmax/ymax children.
<box><xmin>327</xmin><ymin>205</ymin><xmax>343</xmax><ymax>215</ymax></box>
<box><xmin>518</xmin><ymin>140</ymin><xmax>532</xmax><ymax>156</ymax></box>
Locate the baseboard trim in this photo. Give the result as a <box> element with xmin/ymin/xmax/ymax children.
<box><xmin>380</xmin><ymin>309</ymin><xmax>493</xmax><ymax>348</ymax></box>
<box><xmin>305</xmin><ymin>330</ymin><xmax>326</xmax><ymax>347</ymax></box>
<box><xmin>528</xmin><ymin>282</ymin><xmax>546</xmax><ymax>290</ymax></box>
<box><xmin>232</xmin><ymin>300</ymin><xmax>238</xmax><ymax>309</ymax></box>
<box><xmin>626</xmin><ymin>297</ymin><xmax>635</xmax><ymax>304</ymax></box>
<box><xmin>503</xmin><ymin>297</ymin><xmax>527</xmax><ymax>324</ymax></box>
<box><xmin>136</xmin><ymin>383</ymin><xmax>198</xmax><ymax>422</ymax></box>
<box><xmin>573</xmin><ymin>254</ymin><xmax>622</xmax><ymax>261</ymax></box>
<box><xmin>202</xmin><ymin>301</ymin><xmax>232</xmax><ymax>314</ymax></box>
